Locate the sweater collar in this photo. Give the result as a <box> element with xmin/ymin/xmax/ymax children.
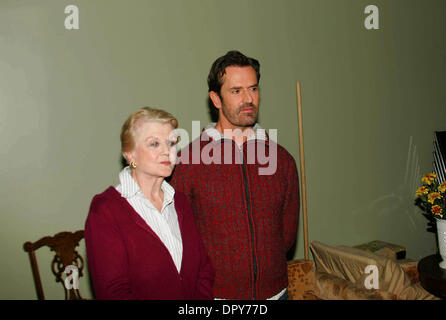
<box><xmin>202</xmin><ymin>122</ymin><xmax>268</xmax><ymax>142</ymax></box>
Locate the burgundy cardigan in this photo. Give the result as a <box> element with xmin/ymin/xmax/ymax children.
<box><xmin>84</xmin><ymin>186</ymin><xmax>214</xmax><ymax>300</ymax></box>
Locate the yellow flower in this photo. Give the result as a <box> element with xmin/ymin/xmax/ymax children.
<box><xmin>428</xmin><ymin>192</ymin><xmax>442</xmax><ymax>204</ymax></box>
<box><xmin>439</xmin><ymin>181</ymin><xmax>446</xmax><ymax>193</ymax></box>
<box><xmin>431</xmin><ymin>205</ymin><xmax>442</xmax><ymax>216</ymax></box>
<box><xmin>416</xmin><ymin>186</ymin><xmax>429</xmax><ymax>197</ymax></box>
<box><xmin>422</xmin><ymin>173</ymin><xmax>437</xmax><ymax>185</ymax></box>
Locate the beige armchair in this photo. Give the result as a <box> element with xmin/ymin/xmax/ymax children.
<box><xmin>287</xmin><ymin>241</ymin><xmax>439</xmax><ymax>300</ymax></box>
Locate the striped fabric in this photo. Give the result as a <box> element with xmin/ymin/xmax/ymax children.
<box><xmin>115</xmin><ymin>167</ymin><xmax>183</xmax><ymax>272</ymax></box>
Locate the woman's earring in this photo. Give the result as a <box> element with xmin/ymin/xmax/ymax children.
<box><xmin>130</xmin><ymin>161</ymin><xmax>137</xmax><ymax>169</ymax></box>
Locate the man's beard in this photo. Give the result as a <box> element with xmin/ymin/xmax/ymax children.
<box><xmin>221</xmin><ymin>102</ymin><xmax>258</xmax><ymax>128</ymax></box>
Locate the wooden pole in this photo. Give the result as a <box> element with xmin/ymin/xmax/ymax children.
<box><xmin>296</xmin><ymin>82</ymin><xmax>309</xmax><ymax>260</ymax></box>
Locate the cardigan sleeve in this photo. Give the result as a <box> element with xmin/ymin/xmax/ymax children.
<box><xmin>193</xmin><ymin>234</ymin><xmax>215</xmax><ymax>299</ymax></box>
<box><xmin>282</xmin><ymin>156</ymin><xmax>300</xmax><ymax>253</ymax></box>
<box><xmin>85</xmin><ymin>196</ymin><xmax>135</xmax><ymax>300</ymax></box>
<box><xmin>174</xmin><ymin>191</ymin><xmax>214</xmax><ymax>299</ymax></box>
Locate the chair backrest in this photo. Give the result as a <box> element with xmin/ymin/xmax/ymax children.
<box><xmin>23</xmin><ymin>230</ymin><xmax>85</xmax><ymax>300</ymax></box>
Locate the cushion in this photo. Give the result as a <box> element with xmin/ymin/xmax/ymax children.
<box><xmin>310</xmin><ymin>240</ymin><xmax>383</xmax><ymax>286</ymax></box>
<box><xmin>287</xmin><ymin>259</ymin><xmax>317</xmax><ymax>299</ymax></box>
<box><xmin>310</xmin><ymin>241</ymin><xmax>438</xmax><ymax>300</ymax></box>
<box><xmin>354</xmin><ymin>240</ymin><xmax>406</xmax><ymax>259</ymax></box>
<box><xmin>314</xmin><ymin>271</ymin><xmax>397</xmax><ymax>300</ymax></box>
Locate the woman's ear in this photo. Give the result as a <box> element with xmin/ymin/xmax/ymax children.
<box><xmin>123</xmin><ymin>152</ymin><xmax>132</xmax><ymax>164</ymax></box>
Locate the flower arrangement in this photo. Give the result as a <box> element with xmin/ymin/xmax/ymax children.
<box><xmin>415</xmin><ymin>173</ymin><xmax>446</xmax><ymax>220</ymax></box>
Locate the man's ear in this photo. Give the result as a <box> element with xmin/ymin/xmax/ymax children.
<box><xmin>209</xmin><ymin>91</ymin><xmax>222</xmax><ymax>110</ymax></box>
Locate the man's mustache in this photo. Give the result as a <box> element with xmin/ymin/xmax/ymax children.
<box><xmin>238</xmin><ymin>103</ymin><xmax>256</xmax><ymax>113</ymax></box>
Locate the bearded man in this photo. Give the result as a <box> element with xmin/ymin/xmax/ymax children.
<box><xmin>170</xmin><ymin>50</ymin><xmax>300</xmax><ymax>300</ymax></box>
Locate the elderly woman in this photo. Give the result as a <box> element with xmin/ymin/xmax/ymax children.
<box><xmin>85</xmin><ymin>107</ymin><xmax>214</xmax><ymax>299</ymax></box>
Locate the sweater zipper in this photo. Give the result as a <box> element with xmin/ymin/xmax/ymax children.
<box><xmin>239</xmin><ymin>145</ymin><xmax>258</xmax><ymax>300</ymax></box>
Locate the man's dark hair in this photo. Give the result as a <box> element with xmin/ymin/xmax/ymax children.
<box><xmin>207</xmin><ymin>50</ymin><xmax>260</xmax><ymax>96</ymax></box>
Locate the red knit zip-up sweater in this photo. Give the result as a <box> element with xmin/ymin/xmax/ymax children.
<box><xmin>170</xmin><ymin>131</ymin><xmax>300</xmax><ymax>299</ymax></box>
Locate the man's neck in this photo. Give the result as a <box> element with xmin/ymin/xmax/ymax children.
<box><xmin>215</xmin><ymin>121</ymin><xmax>255</xmax><ymax>147</ymax></box>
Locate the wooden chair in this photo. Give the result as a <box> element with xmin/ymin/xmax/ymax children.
<box><xmin>23</xmin><ymin>230</ymin><xmax>85</xmax><ymax>300</ymax></box>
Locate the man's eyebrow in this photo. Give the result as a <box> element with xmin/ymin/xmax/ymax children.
<box><xmin>229</xmin><ymin>84</ymin><xmax>258</xmax><ymax>89</ymax></box>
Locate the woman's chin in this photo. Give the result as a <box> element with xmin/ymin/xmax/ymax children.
<box><xmin>160</xmin><ymin>167</ymin><xmax>174</xmax><ymax>178</ymax></box>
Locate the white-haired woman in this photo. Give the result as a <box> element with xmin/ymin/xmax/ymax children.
<box><xmin>85</xmin><ymin>107</ymin><xmax>214</xmax><ymax>299</ymax></box>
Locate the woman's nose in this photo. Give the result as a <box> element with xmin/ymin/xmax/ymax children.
<box><xmin>160</xmin><ymin>142</ymin><xmax>170</xmax><ymax>154</ymax></box>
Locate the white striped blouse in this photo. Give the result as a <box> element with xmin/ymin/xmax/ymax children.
<box><xmin>115</xmin><ymin>167</ymin><xmax>183</xmax><ymax>273</ymax></box>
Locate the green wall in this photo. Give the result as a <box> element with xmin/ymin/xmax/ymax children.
<box><xmin>1</xmin><ymin>0</ymin><xmax>445</xmax><ymax>299</ymax></box>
